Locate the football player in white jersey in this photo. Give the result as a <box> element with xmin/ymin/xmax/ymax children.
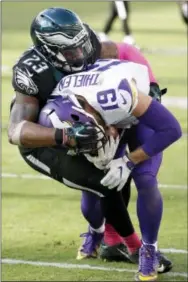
<box><xmin>43</xmin><ymin>59</ymin><xmax>181</xmax><ymax>281</ymax></box>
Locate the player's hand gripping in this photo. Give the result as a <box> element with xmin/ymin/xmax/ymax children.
<box><xmin>84</xmin><ymin>135</ymin><xmax>120</xmax><ymax>170</ymax></box>
<box><xmin>55</xmin><ymin>122</ymin><xmax>104</xmax><ymax>153</ymax></box>
<box><xmin>100</xmin><ymin>155</ymin><xmax>135</xmax><ymax>191</ymax></box>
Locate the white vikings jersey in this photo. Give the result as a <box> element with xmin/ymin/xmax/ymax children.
<box><xmin>52</xmin><ymin>59</ymin><xmax>150</xmax><ymax>128</ymax></box>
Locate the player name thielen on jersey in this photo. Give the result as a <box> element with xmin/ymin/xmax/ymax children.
<box><xmin>60</xmin><ymin>73</ymin><xmax>100</xmax><ymax>89</ymax></box>
<box><xmin>52</xmin><ymin>59</ymin><xmax>150</xmax><ymax>128</ymax></box>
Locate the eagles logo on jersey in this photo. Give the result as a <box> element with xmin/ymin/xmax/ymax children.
<box><xmin>14</xmin><ymin>67</ymin><xmax>38</xmax><ymax>95</ymax></box>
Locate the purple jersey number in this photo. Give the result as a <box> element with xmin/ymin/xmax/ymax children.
<box><xmin>97</xmin><ymin>79</ymin><xmax>129</xmax><ymax>111</ymax></box>
<box><xmin>90</xmin><ymin>60</ymin><xmax>129</xmax><ymax>111</ymax></box>
<box><xmin>97</xmin><ymin>89</ymin><xmax>119</xmax><ymax>110</ymax></box>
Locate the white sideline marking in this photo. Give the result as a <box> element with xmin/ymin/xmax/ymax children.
<box><xmin>2</xmin><ymin>65</ymin><xmax>11</xmax><ymax>73</ymax></box>
<box><xmin>2</xmin><ymin>61</ymin><xmax>188</xmax><ymax>109</ymax></box>
<box><xmin>161</xmin><ymin>248</ymin><xmax>188</xmax><ymax>254</ymax></box>
<box><xmin>1</xmin><ymin>258</ymin><xmax>188</xmax><ymax>278</ymax></box>
<box><xmin>2</xmin><ymin>173</ymin><xmax>51</xmax><ymax>180</ymax></box>
<box><xmin>1</xmin><ymin>172</ymin><xmax>187</xmax><ymax>190</ymax></box>
<box><xmin>162</xmin><ymin>97</ymin><xmax>187</xmax><ymax>110</ymax></box>
<box><xmin>1</xmin><ymin>46</ymin><xmax>187</xmax><ymax>77</ymax></box>
<box><xmin>142</xmin><ymin>47</ymin><xmax>187</xmax><ymax>56</ymax></box>
<box><xmin>1</xmin><ymin>93</ymin><xmax>187</xmax><ymax>110</ymax></box>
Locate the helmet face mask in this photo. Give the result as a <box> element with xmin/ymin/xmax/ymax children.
<box><xmin>31</xmin><ymin>8</ymin><xmax>94</xmax><ymax>73</ymax></box>
<box><xmin>55</xmin><ymin>34</ymin><xmax>93</xmax><ymax>72</ymax></box>
<box><xmin>39</xmin><ymin>94</ymin><xmax>107</xmax><ymax>154</ymax></box>
<box><xmin>75</xmin><ymin>95</ymin><xmax>106</xmax><ymax>130</ymax></box>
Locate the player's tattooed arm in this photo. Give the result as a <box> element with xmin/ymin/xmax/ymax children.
<box><xmin>8</xmin><ymin>92</ymin><xmax>96</xmax><ymax>150</ymax></box>
<box><xmin>8</xmin><ymin>91</ymin><xmax>57</xmax><ymax>147</ymax></box>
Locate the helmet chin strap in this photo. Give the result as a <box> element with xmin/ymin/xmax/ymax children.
<box><xmin>63</xmin><ymin>64</ymin><xmax>84</xmax><ymax>73</ymax></box>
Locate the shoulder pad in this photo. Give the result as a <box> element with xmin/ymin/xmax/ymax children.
<box><xmin>12</xmin><ymin>48</ymin><xmax>56</xmax><ymax>98</ymax></box>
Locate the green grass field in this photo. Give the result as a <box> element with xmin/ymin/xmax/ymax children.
<box><xmin>2</xmin><ymin>2</ymin><xmax>188</xmax><ymax>281</ymax></box>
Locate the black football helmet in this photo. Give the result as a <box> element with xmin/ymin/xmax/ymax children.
<box><xmin>30</xmin><ymin>7</ymin><xmax>95</xmax><ymax>73</ymax></box>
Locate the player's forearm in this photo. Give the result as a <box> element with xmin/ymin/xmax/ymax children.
<box><xmin>8</xmin><ymin>121</ymin><xmax>57</xmax><ymax>147</ymax></box>
<box><xmin>130</xmin><ymin>100</ymin><xmax>182</xmax><ymax>164</ymax></box>
<box><xmin>128</xmin><ymin>147</ymin><xmax>149</xmax><ymax>165</ymax></box>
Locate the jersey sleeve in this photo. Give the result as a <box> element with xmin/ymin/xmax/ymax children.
<box><xmin>132</xmin><ymin>63</ymin><xmax>150</xmax><ymax>97</ymax></box>
<box><xmin>12</xmin><ymin>65</ymin><xmax>39</xmax><ymax>96</ymax></box>
<box><xmin>123</xmin><ymin>63</ymin><xmax>150</xmax><ymax>113</ymax></box>
<box><xmin>117</xmin><ymin>77</ymin><xmax>138</xmax><ymax>114</ymax></box>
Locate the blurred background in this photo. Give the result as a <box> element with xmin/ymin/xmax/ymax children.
<box><xmin>2</xmin><ymin>2</ymin><xmax>188</xmax><ymax>281</ymax></box>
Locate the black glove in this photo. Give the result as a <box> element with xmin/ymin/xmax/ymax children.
<box><xmin>55</xmin><ymin>122</ymin><xmax>105</xmax><ymax>154</ymax></box>
<box><xmin>149</xmin><ymin>83</ymin><xmax>167</xmax><ymax>102</ymax></box>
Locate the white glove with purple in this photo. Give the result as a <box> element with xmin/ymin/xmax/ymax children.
<box><xmin>85</xmin><ymin>134</ymin><xmax>134</xmax><ymax>191</ymax></box>
<box><xmin>84</xmin><ymin>135</ymin><xmax>120</xmax><ymax>170</ymax></box>
<box><xmin>100</xmin><ymin>155</ymin><xmax>135</xmax><ymax>191</ymax></box>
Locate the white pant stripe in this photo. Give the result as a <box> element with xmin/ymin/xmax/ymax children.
<box><xmin>26</xmin><ymin>154</ymin><xmax>51</xmax><ymax>175</ymax></box>
<box><xmin>63</xmin><ymin>178</ymin><xmax>104</xmax><ymax>197</ymax></box>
